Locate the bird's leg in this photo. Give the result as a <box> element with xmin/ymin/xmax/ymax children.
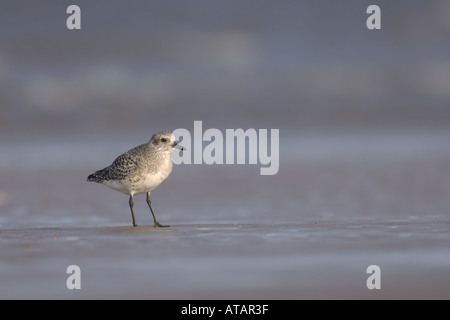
<box><xmin>129</xmin><ymin>194</ymin><xmax>137</xmax><ymax>227</ymax></box>
<box><xmin>146</xmin><ymin>192</ymin><xmax>170</xmax><ymax>228</ymax></box>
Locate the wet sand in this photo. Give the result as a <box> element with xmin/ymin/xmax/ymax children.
<box><xmin>1</xmin><ymin>129</ymin><xmax>450</xmax><ymax>299</ymax></box>
<box><xmin>1</xmin><ymin>221</ymin><xmax>449</xmax><ymax>299</ymax></box>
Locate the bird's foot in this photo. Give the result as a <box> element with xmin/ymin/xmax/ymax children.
<box><xmin>154</xmin><ymin>221</ymin><xmax>170</xmax><ymax>228</ymax></box>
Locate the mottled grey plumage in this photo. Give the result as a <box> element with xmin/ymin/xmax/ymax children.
<box><xmin>87</xmin><ymin>144</ymin><xmax>144</xmax><ymax>182</ymax></box>
<box><xmin>87</xmin><ymin>131</ymin><xmax>184</xmax><ymax>227</ymax></box>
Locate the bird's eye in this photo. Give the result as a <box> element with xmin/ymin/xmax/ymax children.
<box><xmin>161</xmin><ymin>138</ymin><xmax>168</xmax><ymax>143</ymax></box>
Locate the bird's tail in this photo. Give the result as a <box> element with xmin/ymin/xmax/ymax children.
<box><xmin>86</xmin><ymin>171</ymin><xmax>104</xmax><ymax>183</ymax></box>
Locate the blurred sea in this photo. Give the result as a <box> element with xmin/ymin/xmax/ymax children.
<box><xmin>1</xmin><ymin>1</ymin><xmax>450</xmax><ymax>136</ymax></box>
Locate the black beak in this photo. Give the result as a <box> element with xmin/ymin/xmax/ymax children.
<box><xmin>173</xmin><ymin>141</ymin><xmax>185</xmax><ymax>151</ymax></box>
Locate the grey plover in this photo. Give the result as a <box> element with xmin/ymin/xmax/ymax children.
<box><xmin>87</xmin><ymin>131</ymin><xmax>184</xmax><ymax>227</ymax></box>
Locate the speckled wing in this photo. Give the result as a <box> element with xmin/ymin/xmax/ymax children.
<box><xmin>87</xmin><ymin>144</ymin><xmax>144</xmax><ymax>182</ymax></box>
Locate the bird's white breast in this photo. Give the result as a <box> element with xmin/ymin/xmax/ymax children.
<box><xmin>102</xmin><ymin>153</ymin><xmax>173</xmax><ymax>196</ymax></box>
<box><xmin>132</xmin><ymin>169</ymin><xmax>171</xmax><ymax>195</ymax></box>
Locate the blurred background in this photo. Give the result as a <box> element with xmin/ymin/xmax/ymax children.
<box><xmin>1</xmin><ymin>1</ymin><xmax>450</xmax><ymax>135</ymax></box>
<box><xmin>0</xmin><ymin>0</ymin><xmax>449</xmax><ymax>299</ymax></box>
<box><xmin>1</xmin><ymin>0</ymin><xmax>449</xmax><ymax>225</ymax></box>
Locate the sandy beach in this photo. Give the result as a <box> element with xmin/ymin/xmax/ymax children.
<box><xmin>1</xmin><ymin>129</ymin><xmax>450</xmax><ymax>299</ymax></box>
<box><xmin>1</xmin><ymin>221</ymin><xmax>449</xmax><ymax>299</ymax></box>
